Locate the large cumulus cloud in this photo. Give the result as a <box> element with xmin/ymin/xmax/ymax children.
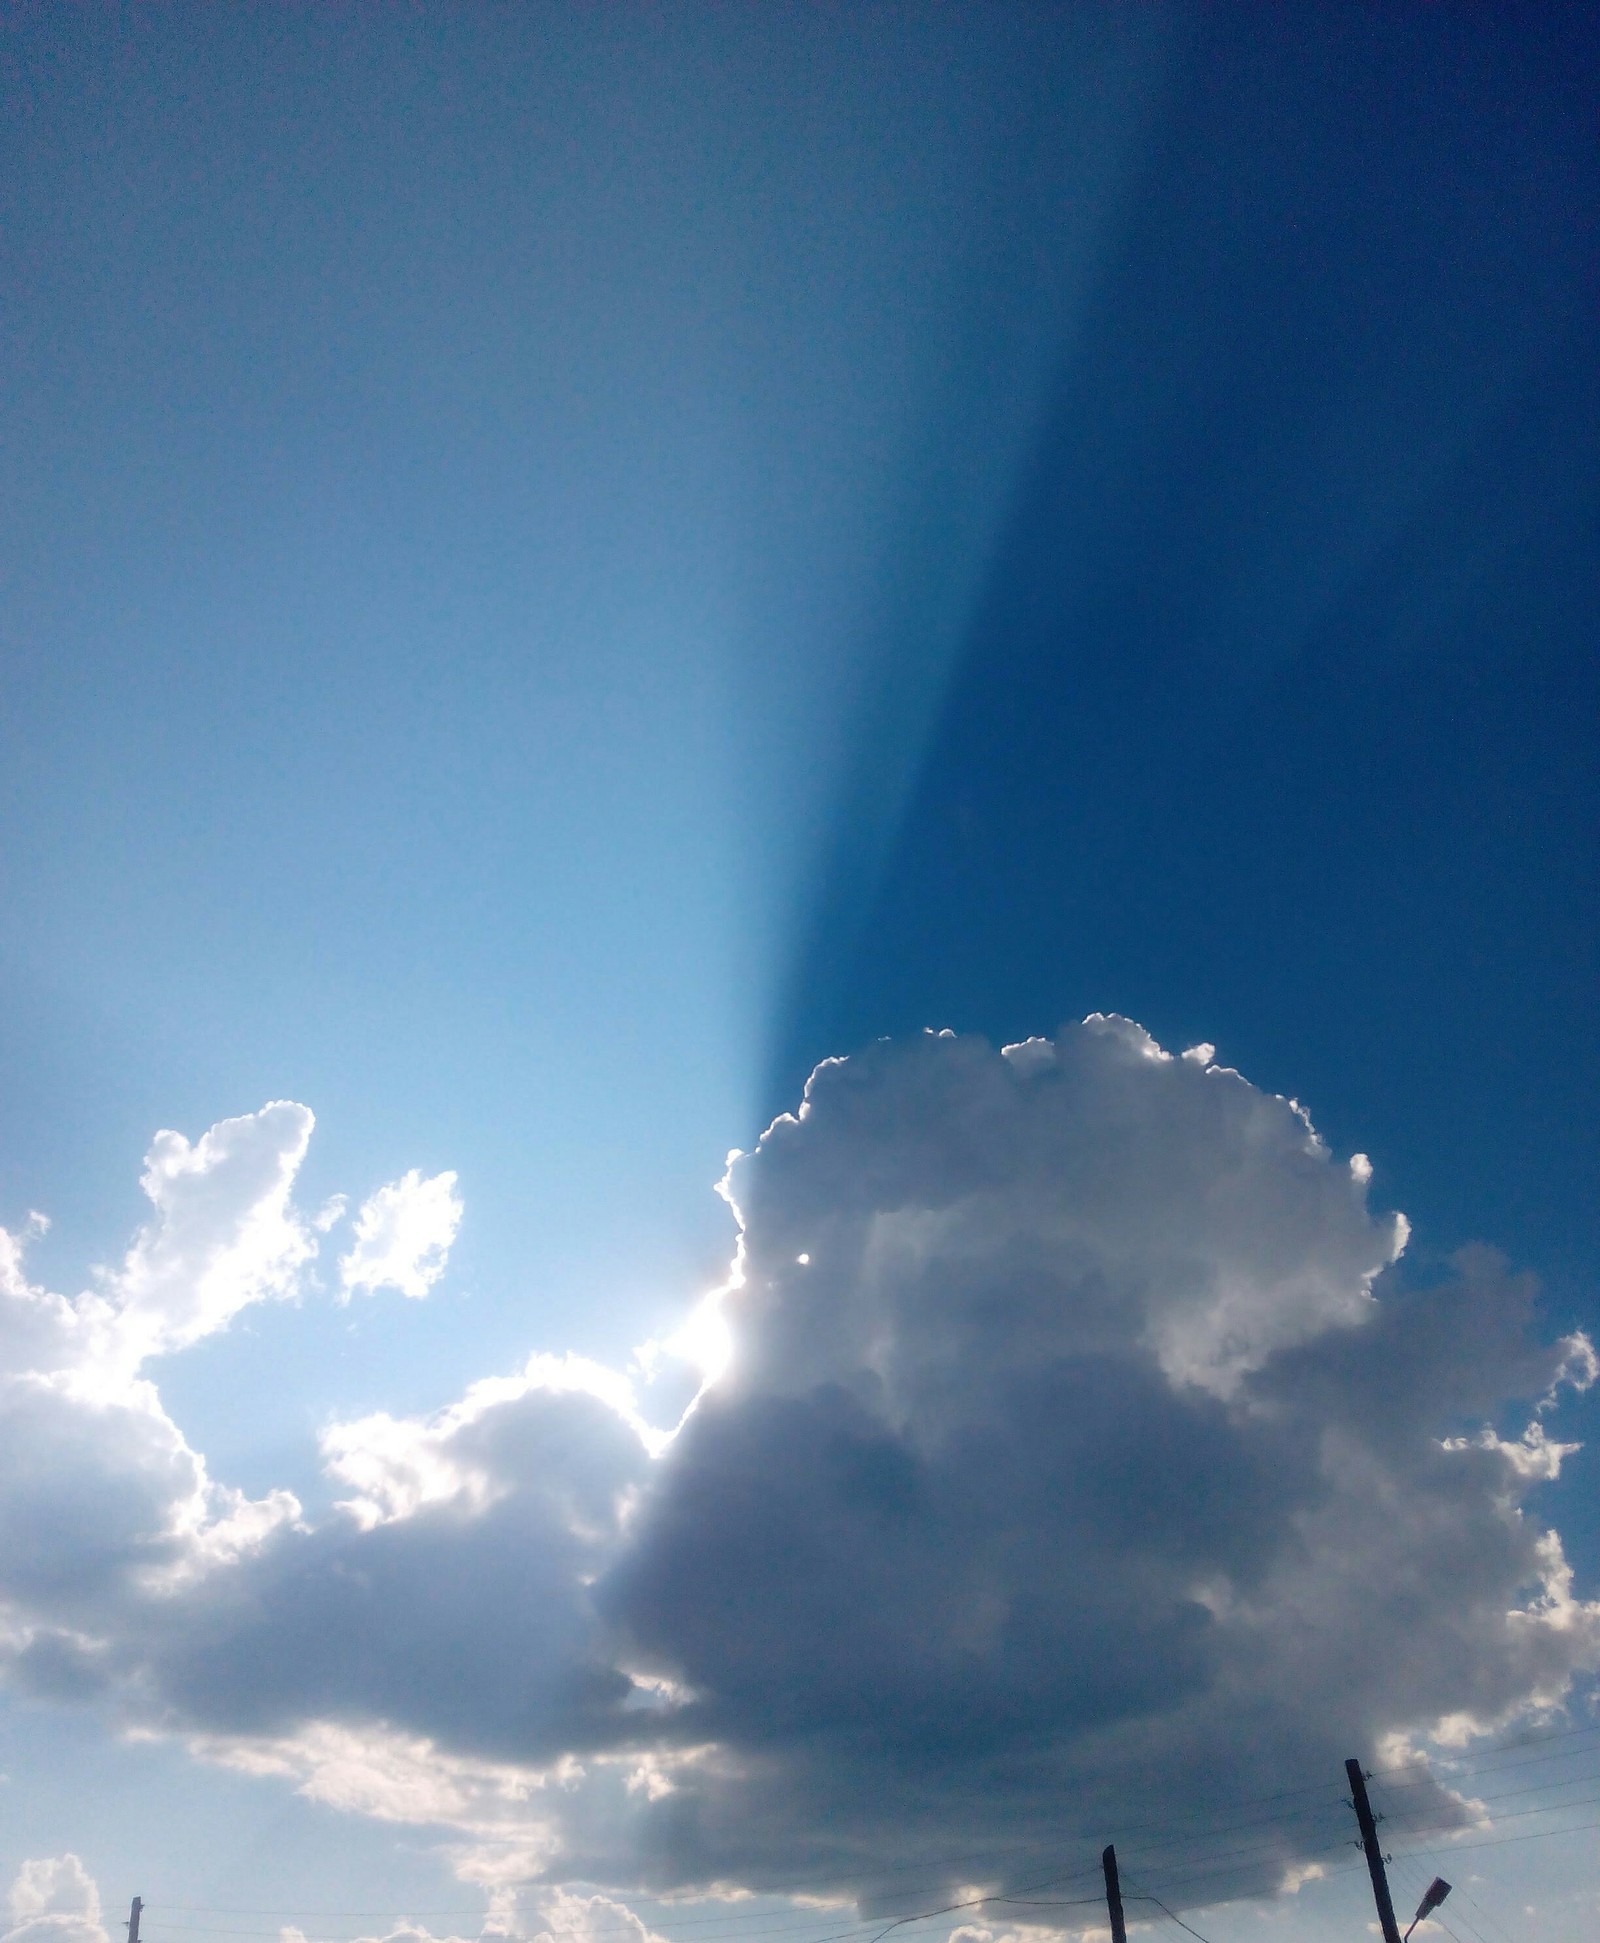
<box><xmin>581</xmin><ymin>1021</ymin><xmax>1597</xmax><ymax>1898</ymax></box>
<box><xmin>2</xmin><ymin>1021</ymin><xmax>1595</xmax><ymax>1917</ymax></box>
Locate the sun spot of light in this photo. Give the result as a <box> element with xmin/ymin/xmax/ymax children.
<box><xmin>665</xmin><ymin>1288</ymin><xmax>735</xmax><ymax>1386</ymax></box>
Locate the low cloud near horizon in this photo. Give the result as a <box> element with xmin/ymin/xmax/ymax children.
<box><xmin>2</xmin><ymin>1855</ymin><xmax>108</xmax><ymax>1943</ymax></box>
<box><xmin>1</xmin><ymin>1019</ymin><xmax>1596</xmax><ymax>1920</ymax></box>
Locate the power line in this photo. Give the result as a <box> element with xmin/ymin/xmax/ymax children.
<box><xmin>134</xmin><ymin>1775</ymin><xmax>1370</xmax><ymax>1936</ymax></box>
<box><xmin>145</xmin><ymin>1765</ymin><xmax>1369</xmax><ymax>1927</ymax></box>
<box><xmin>145</xmin><ymin>1806</ymin><xmax>1355</xmax><ymax>1943</ymax></box>
<box><xmin>147</xmin><ymin>1842</ymin><xmax>1098</xmax><ymax>1923</ymax></box>
<box><xmin>1382</xmin><ymin>1844</ymin><xmax>1493</xmax><ymax>1943</ymax></box>
<box><xmin>1378</xmin><ymin>1738</ymin><xmax>1600</xmax><ymax>1791</ymax></box>
<box><xmin>1367</xmin><ymin>1755</ymin><xmax>1600</xmax><ymax>1837</ymax></box>
<box><xmin>147</xmin><ymin>1918</ymin><xmax>894</xmax><ymax>1941</ymax></box>
<box><xmin>148</xmin><ymin>1920</ymin><xmax>875</xmax><ymax>1937</ymax></box>
<box><xmin>1112</xmin><ymin>1810</ymin><xmax>1353</xmax><ymax>1873</ymax></box>
<box><xmin>1382</xmin><ymin>1789</ymin><xmax>1600</xmax><ymax>1843</ymax></box>
<box><xmin>1369</xmin><ymin>1780</ymin><xmax>1520</xmax><ymax>1943</ymax></box>
<box><xmin>1122</xmin><ymin>1890</ymin><xmax>1214</xmax><ymax>1943</ymax></box>
<box><xmin>148</xmin><ymin>1792</ymin><xmax>1583</xmax><ymax>1943</ymax></box>
<box><xmin>1118</xmin><ymin>1832</ymin><xmax>1355</xmax><ymax>1903</ymax></box>
<box><xmin>1372</xmin><ymin>1717</ymin><xmax>1600</xmax><ymax>1787</ymax></box>
<box><xmin>145</xmin><ymin>1864</ymin><xmax>1105</xmax><ymax>1937</ymax></box>
<box><xmin>1256</xmin><ymin>1799</ymin><xmax>1600</xmax><ymax>1927</ymax></box>
<box><xmin>1392</xmin><ymin>1811</ymin><xmax>1600</xmax><ymax>1861</ymax></box>
<box><xmin>138</xmin><ymin>1723</ymin><xmax>1600</xmax><ymax>1943</ymax></box>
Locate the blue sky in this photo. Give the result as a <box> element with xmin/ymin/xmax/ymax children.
<box><xmin>1</xmin><ymin>1</ymin><xmax>1166</xmax><ymax>1450</ymax></box>
<box><xmin>2</xmin><ymin>8</ymin><xmax>1598</xmax><ymax>1943</ymax></box>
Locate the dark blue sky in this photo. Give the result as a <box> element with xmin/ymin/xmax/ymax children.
<box><xmin>763</xmin><ymin>6</ymin><xmax>1600</xmax><ymax>1601</ymax></box>
<box><xmin>775</xmin><ymin>3</ymin><xmax>1598</xmax><ymax>1303</ymax></box>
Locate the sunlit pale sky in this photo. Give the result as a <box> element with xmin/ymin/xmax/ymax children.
<box><xmin>2</xmin><ymin>9</ymin><xmax>1597</xmax><ymax>1943</ymax></box>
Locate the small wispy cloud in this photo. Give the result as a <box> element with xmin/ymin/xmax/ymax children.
<box><xmin>339</xmin><ymin>1169</ymin><xmax>463</xmax><ymax>1301</ymax></box>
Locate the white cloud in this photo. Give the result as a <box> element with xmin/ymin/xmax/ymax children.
<box><xmin>0</xmin><ymin>1102</ymin><xmax>318</xmax><ymax>1393</ymax></box>
<box><xmin>0</xmin><ymin>1105</ymin><xmax>449</xmax><ymax>1661</ymax></box>
<box><xmin>270</xmin><ymin>1883</ymin><xmax>666</xmax><ymax>1943</ymax></box>
<box><xmin>113</xmin><ymin>1102</ymin><xmax>318</xmax><ymax>1363</ymax></box>
<box><xmin>194</xmin><ymin>1717</ymin><xmax>552</xmax><ymax>1829</ymax></box>
<box><xmin>1</xmin><ymin>1025</ymin><xmax>1596</xmax><ymax>1920</ymax></box>
<box><xmin>572</xmin><ymin>1023</ymin><xmax>1598</xmax><ymax>1899</ymax></box>
<box><xmin>3</xmin><ymin>1857</ymin><xmax>108</xmax><ymax>1943</ymax></box>
<box><xmin>322</xmin><ymin>1351</ymin><xmax>661</xmax><ymax>1529</ymax></box>
<box><xmin>523</xmin><ymin>1887</ymin><xmax>668</xmax><ymax>1943</ymax></box>
<box><xmin>0</xmin><ymin>1106</ymin><xmax>321</xmax><ymax>1648</ymax></box>
<box><xmin>340</xmin><ymin>1170</ymin><xmax>463</xmax><ymax>1301</ymax></box>
<box><xmin>720</xmin><ymin>1013</ymin><xmax>1410</xmax><ymax>1404</ymax></box>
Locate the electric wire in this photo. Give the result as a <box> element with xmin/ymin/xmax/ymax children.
<box><xmin>1118</xmin><ymin>1881</ymin><xmax>1214</xmax><ymax>1943</ymax></box>
<box><xmin>146</xmin><ymin>1918</ymin><xmax>933</xmax><ymax>1941</ymax></box>
<box><xmin>147</xmin><ymin>1823</ymin><xmax>1600</xmax><ymax>1943</ymax></box>
<box><xmin>765</xmin><ymin>1857</ymin><xmax>1123</xmax><ymax>1943</ymax></box>
<box><xmin>139</xmin><ymin>1721</ymin><xmax>1600</xmax><ymax>1943</ymax></box>
<box><xmin>144</xmin><ymin>1801</ymin><xmax>1597</xmax><ymax>1943</ymax></box>
<box><xmin>1391</xmin><ymin>1812</ymin><xmax>1600</xmax><ymax>1861</ymax></box>
<box><xmin>1112</xmin><ymin>1810</ymin><xmax>1353</xmax><ymax>1873</ymax></box>
<box><xmin>145</xmin><ymin>1817</ymin><xmax>1332</xmax><ymax>1943</ymax></box>
<box><xmin>1368</xmin><ymin>1777</ymin><xmax>1520</xmax><ymax>1943</ymax></box>
<box><xmin>145</xmin><ymin>1861</ymin><xmax>1107</xmax><ymax>1936</ymax></box>
<box><xmin>144</xmin><ymin>1752</ymin><xmax>1376</xmax><ymax>1926</ymax></box>
<box><xmin>1381</xmin><ymin>1841</ymin><xmax>1490</xmax><ymax>1943</ymax></box>
<box><xmin>1393</xmin><ymin>1854</ymin><xmax>1478</xmax><ymax>1943</ymax></box>
<box><xmin>129</xmin><ymin>1785</ymin><xmax>1354</xmax><ymax>1928</ymax></box>
<box><xmin>1115</xmin><ymin>1751</ymin><xmax>1600</xmax><ymax>1935</ymax></box>
<box><xmin>1371</xmin><ymin>1717</ymin><xmax>1600</xmax><ymax>1786</ymax></box>
<box><xmin>1114</xmin><ymin>1831</ymin><xmax>1353</xmax><ymax>1901</ymax></box>
<box><xmin>1377</xmin><ymin>1789</ymin><xmax>1600</xmax><ymax>1842</ymax></box>
<box><xmin>1362</xmin><ymin>1768</ymin><xmax>1600</xmax><ymax>1847</ymax></box>
<box><xmin>1376</xmin><ymin>1730</ymin><xmax>1600</xmax><ymax>1791</ymax></box>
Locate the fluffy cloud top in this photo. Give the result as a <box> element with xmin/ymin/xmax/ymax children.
<box><xmin>0</xmin><ymin>1102</ymin><xmax>315</xmax><ymax>1391</ymax></box>
<box><xmin>1</xmin><ymin>1021</ymin><xmax>1595</xmax><ymax>1919</ymax></box>
<box><xmin>0</xmin><ymin>1107</ymin><xmax>320</xmax><ymax>1652</ymax></box>
<box><xmin>115</xmin><ymin>1103</ymin><xmax>317</xmax><ymax>1360</ymax></box>
<box><xmin>340</xmin><ymin>1170</ymin><xmax>463</xmax><ymax>1301</ymax></box>
<box><xmin>272</xmin><ymin>1885</ymin><xmax>666</xmax><ymax>1943</ymax></box>
<box><xmin>0</xmin><ymin>1107</ymin><xmax>453</xmax><ymax>1678</ymax></box>
<box><xmin>3</xmin><ymin>1857</ymin><xmax>108</xmax><ymax>1943</ymax></box>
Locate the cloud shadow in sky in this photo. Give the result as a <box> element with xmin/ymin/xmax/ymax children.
<box><xmin>765</xmin><ymin>2</ymin><xmax>1599</xmax><ymax>1308</ymax></box>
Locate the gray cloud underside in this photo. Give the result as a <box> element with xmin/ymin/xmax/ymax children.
<box><xmin>2</xmin><ymin>1019</ymin><xmax>1595</xmax><ymax>1913</ymax></box>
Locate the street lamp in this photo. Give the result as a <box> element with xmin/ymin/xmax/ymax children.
<box><xmin>1402</xmin><ymin>1877</ymin><xmax>1452</xmax><ymax>1941</ymax></box>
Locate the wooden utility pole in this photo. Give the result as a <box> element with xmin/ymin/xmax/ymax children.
<box><xmin>1345</xmin><ymin>1758</ymin><xmax>1402</xmax><ymax>1943</ymax></box>
<box><xmin>1101</xmin><ymin>1845</ymin><xmax>1127</xmax><ymax>1943</ymax></box>
<box><xmin>126</xmin><ymin>1902</ymin><xmax>143</xmax><ymax>1943</ymax></box>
